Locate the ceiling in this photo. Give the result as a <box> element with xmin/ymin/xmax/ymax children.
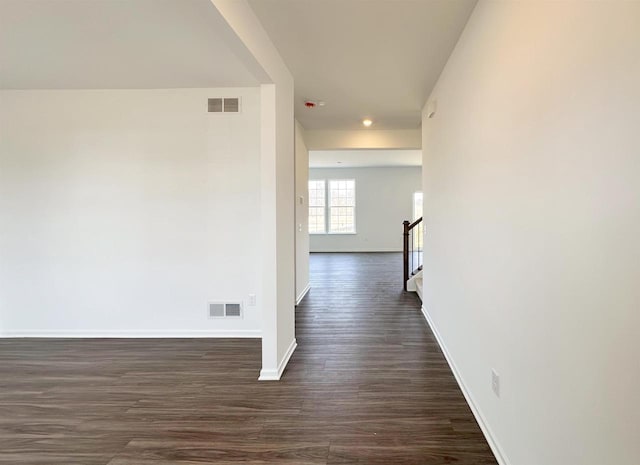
<box><xmin>249</xmin><ymin>0</ymin><xmax>477</xmax><ymax>130</ymax></box>
<box><xmin>310</xmin><ymin>150</ymin><xmax>421</xmax><ymax>169</ymax></box>
<box><xmin>1</xmin><ymin>0</ymin><xmax>477</xmax><ymax>131</ymax></box>
<box><xmin>0</xmin><ymin>0</ymin><xmax>259</xmax><ymax>89</ymax></box>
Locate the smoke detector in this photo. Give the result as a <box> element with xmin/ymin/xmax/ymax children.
<box><xmin>304</xmin><ymin>100</ymin><xmax>325</xmax><ymax>109</ymax></box>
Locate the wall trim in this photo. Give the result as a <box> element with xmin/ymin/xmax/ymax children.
<box><xmin>258</xmin><ymin>337</ymin><xmax>297</xmax><ymax>381</ymax></box>
<box><xmin>420</xmin><ymin>306</ymin><xmax>510</xmax><ymax>465</ymax></box>
<box><xmin>304</xmin><ymin>128</ymin><xmax>421</xmax><ymax>151</ymax></box>
<box><xmin>296</xmin><ymin>284</ymin><xmax>311</xmax><ymax>305</ymax></box>
<box><xmin>309</xmin><ymin>249</ymin><xmax>402</xmax><ymax>253</ymax></box>
<box><xmin>0</xmin><ymin>330</ymin><xmax>262</xmax><ymax>338</ymax></box>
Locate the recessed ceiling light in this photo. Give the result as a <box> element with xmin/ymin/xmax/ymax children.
<box><xmin>362</xmin><ymin>119</ymin><xmax>373</xmax><ymax>127</ymax></box>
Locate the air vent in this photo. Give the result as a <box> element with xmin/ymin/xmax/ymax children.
<box><xmin>225</xmin><ymin>303</ymin><xmax>241</xmax><ymax>317</ymax></box>
<box><xmin>207</xmin><ymin>97</ymin><xmax>241</xmax><ymax>113</ymax></box>
<box><xmin>208</xmin><ymin>98</ymin><xmax>223</xmax><ymax>113</ymax></box>
<box><xmin>223</xmin><ymin>98</ymin><xmax>239</xmax><ymax>112</ymax></box>
<box><xmin>209</xmin><ymin>303</ymin><xmax>225</xmax><ymax>318</ymax></box>
<box><xmin>208</xmin><ymin>302</ymin><xmax>243</xmax><ymax>318</ymax></box>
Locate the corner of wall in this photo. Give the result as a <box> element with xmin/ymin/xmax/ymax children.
<box><xmin>420</xmin><ymin>306</ymin><xmax>510</xmax><ymax>465</ymax></box>
<box><xmin>258</xmin><ymin>338</ymin><xmax>297</xmax><ymax>381</ymax></box>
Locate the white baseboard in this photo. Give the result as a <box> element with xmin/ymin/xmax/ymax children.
<box><xmin>0</xmin><ymin>329</ymin><xmax>262</xmax><ymax>338</ymax></box>
<box><xmin>420</xmin><ymin>306</ymin><xmax>510</xmax><ymax>465</ymax></box>
<box><xmin>259</xmin><ymin>338</ymin><xmax>297</xmax><ymax>381</ymax></box>
<box><xmin>296</xmin><ymin>284</ymin><xmax>311</xmax><ymax>305</ymax></box>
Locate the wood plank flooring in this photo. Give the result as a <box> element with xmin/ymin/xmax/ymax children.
<box><xmin>0</xmin><ymin>252</ymin><xmax>498</xmax><ymax>464</ymax></box>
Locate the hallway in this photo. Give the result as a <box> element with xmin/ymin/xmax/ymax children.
<box><xmin>293</xmin><ymin>252</ymin><xmax>497</xmax><ymax>464</ymax></box>
<box><xmin>0</xmin><ymin>253</ymin><xmax>497</xmax><ymax>464</ymax></box>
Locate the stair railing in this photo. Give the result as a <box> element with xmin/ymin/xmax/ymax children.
<box><xmin>403</xmin><ymin>217</ymin><xmax>423</xmax><ymax>291</ymax></box>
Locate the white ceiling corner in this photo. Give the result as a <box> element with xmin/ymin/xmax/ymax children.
<box><xmin>249</xmin><ymin>0</ymin><xmax>477</xmax><ymax>131</ymax></box>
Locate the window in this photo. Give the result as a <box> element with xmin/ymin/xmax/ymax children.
<box><xmin>308</xmin><ymin>179</ymin><xmax>356</xmax><ymax>234</ymax></box>
<box><xmin>413</xmin><ymin>192</ymin><xmax>423</xmax><ymax>221</ymax></box>
<box><xmin>413</xmin><ymin>192</ymin><xmax>423</xmax><ymax>250</ymax></box>
<box><xmin>328</xmin><ymin>179</ymin><xmax>355</xmax><ymax>233</ymax></box>
<box><xmin>308</xmin><ymin>180</ymin><xmax>326</xmax><ymax>234</ymax></box>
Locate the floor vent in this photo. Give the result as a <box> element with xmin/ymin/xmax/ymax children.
<box><xmin>208</xmin><ymin>97</ymin><xmax>241</xmax><ymax>113</ymax></box>
<box><xmin>208</xmin><ymin>302</ymin><xmax>243</xmax><ymax>318</ymax></box>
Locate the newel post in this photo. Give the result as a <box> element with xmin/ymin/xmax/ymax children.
<box><xmin>403</xmin><ymin>220</ymin><xmax>410</xmax><ymax>291</ymax></box>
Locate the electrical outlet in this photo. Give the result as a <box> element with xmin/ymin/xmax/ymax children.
<box><xmin>248</xmin><ymin>294</ymin><xmax>256</xmax><ymax>306</ymax></box>
<box><xmin>491</xmin><ymin>369</ymin><xmax>500</xmax><ymax>398</ymax></box>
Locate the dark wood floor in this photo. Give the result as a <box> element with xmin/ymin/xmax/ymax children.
<box><xmin>0</xmin><ymin>252</ymin><xmax>497</xmax><ymax>464</ymax></box>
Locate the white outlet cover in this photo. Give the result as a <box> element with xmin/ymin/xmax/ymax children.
<box><xmin>491</xmin><ymin>369</ymin><xmax>500</xmax><ymax>398</ymax></box>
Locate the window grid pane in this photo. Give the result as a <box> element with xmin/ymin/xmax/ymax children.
<box><xmin>309</xmin><ymin>207</ymin><xmax>326</xmax><ymax>234</ymax></box>
<box><xmin>328</xmin><ymin>179</ymin><xmax>355</xmax><ymax>233</ymax></box>
<box><xmin>309</xmin><ymin>180</ymin><xmax>325</xmax><ymax>207</ymax></box>
<box><xmin>308</xmin><ymin>180</ymin><xmax>326</xmax><ymax>233</ymax></box>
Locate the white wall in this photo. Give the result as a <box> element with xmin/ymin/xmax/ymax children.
<box><xmin>0</xmin><ymin>88</ymin><xmax>262</xmax><ymax>337</ymax></box>
<box><xmin>309</xmin><ymin>166</ymin><xmax>421</xmax><ymax>252</ymax></box>
<box><xmin>212</xmin><ymin>0</ymin><xmax>296</xmax><ymax>380</ymax></box>
<box><xmin>294</xmin><ymin>122</ymin><xmax>310</xmax><ymax>303</ymax></box>
<box><xmin>422</xmin><ymin>2</ymin><xmax>640</xmax><ymax>464</ymax></box>
<box><xmin>304</xmin><ymin>129</ymin><xmax>421</xmax><ymax>150</ymax></box>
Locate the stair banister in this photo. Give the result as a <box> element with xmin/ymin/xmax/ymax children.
<box><xmin>403</xmin><ymin>217</ymin><xmax>423</xmax><ymax>291</ymax></box>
